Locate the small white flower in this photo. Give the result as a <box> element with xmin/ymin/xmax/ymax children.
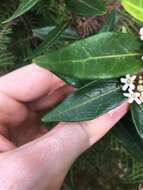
<box><xmin>123</xmin><ymin>89</ymin><xmax>141</xmax><ymax>104</ymax></box>
<box><xmin>120</xmin><ymin>74</ymin><xmax>136</xmax><ymax>91</ymax></box>
<box><xmin>140</xmin><ymin>27</ymin><xmax>143</xmax><ymax>40</ymax></box>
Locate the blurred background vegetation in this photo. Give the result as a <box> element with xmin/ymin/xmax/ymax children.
<box><xmin>0</xmin><ymin>0</ymin><xmax>143</xmax><ymax>189</ymax></box>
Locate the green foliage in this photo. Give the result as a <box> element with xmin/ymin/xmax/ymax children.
<box><xmin>111</xmin><ymin>133</ymin><xmax>143</xmax><ymax>185</ymax></box>
<box><xmin>3</xmin><ymin>0</ymin><xmax>41</xmax><ymax>23</ymax></box>
<box><xmin>64</xmin><ymin>130</ymin><xmax>143</xmax><ymax>189</ymax></box>
<box><xmin>34</xmin><ymin>32</ymin><xmax>143</xmax><ymax>80</ymax></box>
<box><xmin>32</xmin><ymin>26</ymin><xmax>79</xmax><ymax>40</ymax></box>
<box><xmin>131</xmin><ymin>103</ymin><xmax>143</xmax><ymax>139</ymax></box>
<box><xmin>67</xmin><ymin>0</ymin><xmax>106</xmax><ymax>16</ymax></box>
<box><xmin>121</xmin><ymin>0</ymin><xmax>143</xmax><ymax>22</ymax></box>
<box><xmin>35</xmin><ymin>0</ymin><xmax>69</xmax><ymax>25</ymax></box>
<box><xmin>31</xmin><ymin>20</ymin><xmax>69</xmax><ymax>58</ymax></box>
<box><xmin>42</xmin><ymin>80</ymin><xmax>125</xmax><ymax>122</ymax></box>
<box><xmin>2</xmin><ymin>0</ymin><xmax>143</xmax><ymax>189</ymax></box>
<box><xmin>113</xmin><ymin>121</ymin><xmax>143</xmax><ymax>162</ymax></box>
<box><xmin>0</xmin><ymin>24</ymin><xmax>15</xmax><ymax>70</ymax></box>
<box><xmin>99</xmin><ymin>9</ymin><xmax>117</xmax><ymax>33</ymax></box>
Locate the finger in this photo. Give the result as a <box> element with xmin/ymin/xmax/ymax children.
<box><xmin>0</xmin><ymin>135</ymin><xmax>16</xmax><ymax>152</ymax></box>
<box><xmin>4</xmin><ymin>102</ymin><xmax>128</xmax><ymax>190</ymax></box>
<box><xmin>80</xmin><ymin>101</ymin><xmax>129</xmax><ymax>145</ymax></box>
<box><xmin>28</xmin><ymin>85</ymin><xmax>74</xmax><ymax>111</ymax></box>
<box><xmin>0</xmin><ymin>64</ymin><xmax>65</xmax><ymax>102</ymax></box>
<box><xmin>0</xmin><ymin>92</ymin><xmax>29</xmax><ymax>127</ymax></box>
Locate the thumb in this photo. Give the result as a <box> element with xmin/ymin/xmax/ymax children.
<box><xmin>2</xmin><ymin>102</ymin><xmax>128</xmax><ymax>190</ymax></box>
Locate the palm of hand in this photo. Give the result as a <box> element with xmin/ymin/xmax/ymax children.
<box><xmin>4</xmin><ymin>101</ymin><xmax>45</xmax><ymax>148</ymax></box>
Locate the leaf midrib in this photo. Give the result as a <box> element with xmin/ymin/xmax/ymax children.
<box><xmin>48</xmin><ymin>52</ymin><xmax>143</xmax><ymax>64</ymax></box>
<box><xmin>49</xmin><ymin>86</ymin><xmax>121</xmax><ymax>116</ymax></box>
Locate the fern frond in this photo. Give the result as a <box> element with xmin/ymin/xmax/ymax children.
<box><xmin>34</xmin><ymin>0</ymin><xmax>68</xmax><ymax>25</ymax></box>
<box><xmin>111</xmin><ymin>135</ymin><xmax>143</xmax><ymax>185</ymax></box>
<box><xmin>0</xmin><ymin>24</ymin><xmax>15</xmax><ymax>70</ymax></box>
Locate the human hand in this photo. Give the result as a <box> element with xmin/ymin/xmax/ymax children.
<box><xmin>0</xmin><ymin>64</ymin><xmax>128</xmax><ymax>190</ymax></box>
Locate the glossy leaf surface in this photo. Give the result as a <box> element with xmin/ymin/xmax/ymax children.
<box><xmin>131</xmin><ymin>103</ymin><xmax>143</xmax><ymax>138</ymax></box>
<box><xmin>34</xmin><ymin>32</ymin><xmax>143</xmax><ymax>80</ymax></box>
<box><xmin>122</xmin><ymin>0</ymin><xmax>143</xmax><ymax>22</ymax></box>
<box><xmin>42</xmin><ymin>81</ymin><xmax>125</xmax><ymax>122</ymax></box>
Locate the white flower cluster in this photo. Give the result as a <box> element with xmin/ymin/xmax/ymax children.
<box><xmin>121</xmin><ymin>28</ymin><xmax>143</xmax><ymax>104</ymax></box>
<box><xmin>121</xmin><ymin>75</ymin><xmax>141</xmax><ymax>104</ymax></box>
<box><xmin>121</xmin><ymin>75</ymin><xmax>143</xmax><ymax>104</ymax></box>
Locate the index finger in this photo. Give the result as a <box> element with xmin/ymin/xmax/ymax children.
<box><xmin>0</xmin><ymin>64</ymin><xmax>65</xmax><ymax>102</ymax></box>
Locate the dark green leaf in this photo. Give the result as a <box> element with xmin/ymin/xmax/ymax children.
<box><xmin>112</xmin><ymin>119</ymin><xmax>143</xmax><ymax>161</ymax></box>
<box><xmin>67</xmin><ymin>0</ymin><xmax>106</xmax><ymax>16</ymax></box>
<box><xmin>30</xmin><ymin>21</ymin><xmax>69</xmax><ymax>58</ymax></box>
<box><xmin>42</xmin><ymin>80</ymin><xmax>125</xmax><ymax>122</ymax></box>
<box><xmin>3</xmin><ymin>0</ymin><xmax>41</xmax><ymax>23</ymax></box>
<box><xmin>58</xmin><ymin>10</ymin><xmax>117</xmax><ymax>88</ymax></box>
<box><xmin>32</xmin><ymin>26</ymin><xmax>79</xmax><ymax>40</ymax></box>
<box><xmin>100</xmin><ymin>9</ymin><xmax>117</xmax><ymax>33</ymax></box>
<box><xmin>131</xmin><ymin>103</ymin><xmax>143</xmax><ymax>138</ymax></box>
<box><xmin>57</xmin><ymin>74</ymin><xmax>93</xmax><ymax>87</ymax></box>
<box><xmin>34</xmin><ymin>32</ymin><xmax>143</xmax><ymax>80</ymax></box>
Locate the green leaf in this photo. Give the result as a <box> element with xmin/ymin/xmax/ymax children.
<box><xmin>112</xmin><ymin>119</ymin><xmax>143</xmax><ymax>162</ymax></box>
<box><xmin>30</xmin><ymin>21</ymin><xmax>69</xmax><ymax>59</ymax></box>
<box><xmin>3</xmin><ymin>0</ymin><xmax>41</xmax><ymax>23</ymax></box>
<box><xmin>121</xmin><ymin>0</ymin><xmax>143</xmax><ymax>22</ymax></box>
<box><xmin>57</xmin><ymin>74</ymin><xmax>93</xmax><ymax>87</ymax></box>
<box><xmin>100</xmin><ymin>9</ymin><xmax>117</xmax><ymax>33</ymax></box>
<box><xmin>67</xmin><ymin>0</ymin><xmax>106</xmax><ymax>16</ymax></box>
<box><xmin>56</xmin><ymin>11</ymin><xmax>117</xmax><ymax>88</ymax></box>
<box><xmin>131</xmin><ymin>103</ymin><xmax>143</xmax><ymax>138</ymax></box>
<box><xmin>32</xmin><ymin>26</ymin><xmax>79</xmax><ymax>40</ymax></box>
<box><xmin>34</xmin><ymin>32</ymin><xmax>143</xmax><ymax>80</ymax></box>
<box><xmin>42</xmin><ymin>80</ymin><xmax>125</xmax><ymax>122</ymax></box>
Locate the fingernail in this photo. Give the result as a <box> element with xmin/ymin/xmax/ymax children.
<box><xmin>108</xmin><ymin>101</ymin><xmax>129</xmax><ymax>118</ymax></box>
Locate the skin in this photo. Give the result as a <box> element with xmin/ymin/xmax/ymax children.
<box><xmin>0</xmin><ymin>64</ymin><xmax>128</xmax><ymax>190</ymax></box>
